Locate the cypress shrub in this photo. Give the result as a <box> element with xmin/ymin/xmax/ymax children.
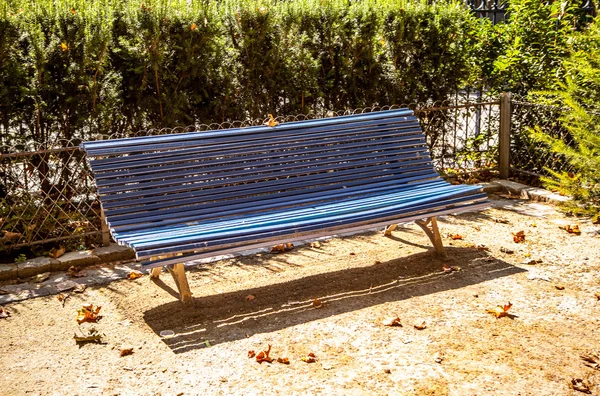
<box><xmin>0</xmin><ymin>0</ymin><xmax>481</xmax><ymax>145</ymax></box>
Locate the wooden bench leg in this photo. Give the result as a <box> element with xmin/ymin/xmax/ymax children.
<box><xmin>415</xmin><ymin>217</ymin><xmax>447</xmax><ymax>258</ymax></box>
<box><xmin>149</xmin><ymin>266</ymin><xmax>162</xmax><ymax>279</ymax></box>
<box><xmin>166</xmin><ymin>263</ymin><xmax>193</xmax><ymax>304</ymax></box>
<box><xmin>384</xmin><ymin>224</ymin><xmax>398</xmax><ymax>236</ymax></box>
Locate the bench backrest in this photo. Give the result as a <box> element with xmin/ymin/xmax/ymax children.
<box><xmin>82</xmin><ymin>109</ymin><xmax>439</xmax><ymax>237</ymax></box>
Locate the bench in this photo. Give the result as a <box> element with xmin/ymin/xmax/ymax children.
<box><xmin>81</xmin><ymin>109</ymin><xmax>490</xmax><ymax>303</ymax></box>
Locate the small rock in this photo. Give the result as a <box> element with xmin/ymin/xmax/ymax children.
<box><xmin>500</xmin><ymin>247</ymin><xmax>514</xmax><ymax>254</ymax></box>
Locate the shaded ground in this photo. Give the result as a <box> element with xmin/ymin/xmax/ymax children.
<box><xmin>1</xmin><ymin>196</ymin><xmax>600</xmax><ymax>395</ymax></box>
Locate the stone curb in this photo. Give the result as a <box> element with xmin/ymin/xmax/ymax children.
<box><xmin>0</xmin><ymin>180</ymin><xmax>566</xmax><ymax>283</ymax></box>
<box><xmin>0</xmin><ymin>244</ymin><xmax>135</xmax><ymax>283</ymax></box>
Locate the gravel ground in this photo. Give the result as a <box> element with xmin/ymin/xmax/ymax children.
<box><xmin>1</xmin><ymin>195</ymin><xmax>600</xmax><ymax>396</ymax></box>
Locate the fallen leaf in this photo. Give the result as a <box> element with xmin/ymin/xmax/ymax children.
<box><xmin>475</xmin><ymin>244</ymin><xmax>489</xmax><ymax>251</ymax></box>
<box><xmin>1</xmin><ymin>231</ymin><xmax>22</xmax><ymax>241</ymax></box>
<box><xmin>312</xmin><ymin>298</ymin><xmax>323</xmax><ymax>308</ymax></box>
<box><xmin>60</xmin><ymin>42</ymin><xmax>69</xmax><ymax>52</ymax></box>
<box><xmin>530</xmin><ymin>222</ymin><xmax>537</xmax><ymax>227</ymax></box>
<box><xmin>512</xmin><ymin>230</ymin><xmax>525</xmax><ymax>243</ymax></box>
<box><xmin>373</xmin><ymin>260</ymin><xmax>382</xmax><ymax>265</ymax></box>
<box><xmin>555</xmin><ymin>285</ymin><xmax>565</xmax><ymax>290</ymax></box>
<box><xmin>451</xmin><ymin>234</ymin><xmax>463</xmax><ymax>240</ymax></box>
<box><xmin>74</xmin><ymin>328</ymin><xmax>103</xmax><ymax>344</ymax></box>
<box><xmin>264</xmin><ymin>114</ymin><xmax>279</xmax><ymax>127</ymax></box>
<box><xmin>442</xmin><ymin>265</ymin><xmax>460</xmax><ymax>273</ymax></box>
<box><xmin>581</xmin><ymin>352</ymin><xmax>600</xmax><ymax>370</ymax></box>
<box><xmin>270</xmin><ymin>243</ymin><xmax>293</xmax><ymax>253</ymax></box>
<box><xmin>414</xmin><ymin>321</ymin><xmax>427</xmax><ymax>330</ymax></box>
<box><xmin>73</xmin><ymin>284</ymin><xmax>86</xmax><ymax>293</ymax></box>
<box><xmin>301</xmin><ymin>352</ymin><xmax>316</xmax><ymax>363</ymax></box>
<box><xmin>277</xmin><ymin>357</ymin><xmax>290</xmax><ymax>364</ymax></box>
<box><xmin>383</xmin><ymin>316</ymin><xmax>402</xmax><ymax>327</ymax></box>
<box><xmin>493</xmin><ymin>217</ymin><xmax>510</xmax><ymax>224</ymax></box>
<box><xmin>31</xmin><ymin>272</ymin><xmax>50</xmax><ymax>283</ymax></box>
<box><xmin>487</xmin><ymin>302</ymin><xmax>512</xmax><ymax>318</ymax></box>
<box><xmin>255</xmin><ymin>345</ymin><xmax>273</xmax><ymax>363</ymax></box>
<box><xmin>562</xmin><ymin>224</ymin><xmax>581</xmax><ymax>235</ymax></box>
<box><xmin>522</xmin><ymin>259</ymin><xmax>543</xmax><ymax>265</ymax></box>
<box><xmin>120</xmin><ymin>348</ymin><xmax>134</xmax><ymax>357</ymax></box>
<box><xmin>595</xmin><ymin>292</ymin><xmax>600</xmax><ymax>301</ymax></box>
<box><xmin>190</xmin><ymin>22</ymin><xmax>197</xmax><ymax>31</ymax></box>
<box><xmin>349</xmin><ymin>252</ymin><xmax>356</xmax><ymax>256</ymax></box>
<box><xmin>67</xmin><ymin>266</ymin><xmax>86</xmax><ymax>278</ymax></box>
<box><xmin>310</xmin><ymin>241</ymin><xmax>321</xmax><ymax>248</ymax></box>
<box><xmin>127</xmin><ymin>270</ymin><xmax>143</xmax><ymax>280</ymax></box>
<box><xmin>57</xmin><ymin>293</ymin><xmax>71</xmax><ymax>307</ymax></box>
<box><xmin>76</xmin><ymin>304</ymin><xmax>102</xmax><ymax>324</ymax></box>
<box><xmin>245</xmin><ymin>294</ymin><xmax>255</xmax><ymax>302</ymax></box>
<box><xmin>0</xmin><ymin>306</ymin><xmax>10</xmax><ymax>319</ymax></box>
<box><xmin>248</xmin><ymin>350</ymin><xmax>256</xmax><ymax>358</ymax></box>
<box><xmin>571</xmin><ymin>378</ymin><xmax>592</xmax><ymax>394</ymax></box>
<box><xmin>49</xmin><ymin>246</ymin><xmax>66</xmax><ymax>259</ymax></box>
<box><xmin>500</xmin><ymin>247</ymin><xmax>514</xmax><ymax>254</ymax></box>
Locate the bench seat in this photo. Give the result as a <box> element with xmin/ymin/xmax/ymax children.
<box><xmin>81</xmin><ymin>109</ymin><xmax>490</xmax><ymax>302</ymax></box>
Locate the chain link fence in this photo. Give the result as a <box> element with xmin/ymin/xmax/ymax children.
<box><xmin>509</xmin><ymin>98</ymin><xmax>574</xmax><ymax>178</ymax></box>
<box><xmin>1</xmin><ymin>97</ymin><xmax>500</xmax><ymax>254</ymax></box>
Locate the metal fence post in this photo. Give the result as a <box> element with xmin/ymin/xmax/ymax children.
<box><xmin>499</xmin><ymin>92</ymin><xmax>512</xmax><ymax>179</ymax></box>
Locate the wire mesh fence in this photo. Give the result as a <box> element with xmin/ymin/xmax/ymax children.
<box><xmin>1</xmin><ymin>97</ymin><xmax>500</xmax><ymax>253</ymax></box>
<box><xmin>509</xmin><ymin>98</ymin><xmax>574</xmax><ymax>178</ymax></box>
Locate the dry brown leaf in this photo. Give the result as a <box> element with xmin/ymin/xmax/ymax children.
<box><xmin>487</xmin><ymin>302</ymin><xmax>513</xmax><ymax>318</ymax></box>
<box><xmin>312</xmin><ymin>298</ymin><xmax>323</xmax><ymax>308</ymax></box>
<box><xmin>301</xmin><ymin>352</ymin><xmax>316</xmax><ymax>363</ymax></box>
<box><xmin>277</xmin><ymin>357</ymin><xmax>290</xmax><ymax>365</ymax></box>
<box><xmin>127</xmin><ymin>270</ymin><xmax>143</xmax><ymax>280</ymax></box>
<box><xmin>49</xmin><ymin>246</ymin><xmax>66</xmax><ymax>259</ymax></box>
<box><xmin>476</xmin><ymin>244</ymin><xmax>489</xmax><ymax>251</ymax></box>
<box><xmin>310</xmin><ymin>241</ymin><xmax>321</xmax><ymax>248</ymax></box>
<box><xmin>245</xmin><ymin>294</ymin><xmax>255</xmax><ymax>302</ymax></box>
<box><xmin>493</xmin><ymin>217</ymin><xmax>510</xmax><ymax>224</ymax></box>
<box><xmin>512</xmin><ymin>230</ymin><xmax>525</xmax><ymax>243</ymax></box>
<box><xmin>414</xmin><ymin>321</ymin><xmax>427</xmax><ymax>330</ymax></box>
<box><xmin>0</xmin><ymin>306</ymin><xmax>9</xmax><ymax>319</ymax></box>
<box><xmin>76</xmin><ymin>304</ymin><xmax>102</xmax><ymax>324</ymax></box>
<box><xmin>57</xmin><ymin>293</ymin><xmax>71</xmax><ymax>307</ymax></box>
<box><xmin>264</xmin><ymin>114</ymin><xmax>279</xmax><ymax>127</ymax></box>
<box><xmin>248</xmin><ymin>350</ymin><xmax>256</xmax><ymax>358</ymax></box>
<box><xmin>73</xmin><ymin>284</ymin><xmax>86</xmax><ymax>293</ymax></box>
<box><xmin>1</xmin><ymin>231</ymin><xmax>22</xmax><ymax>241</ymax></box>
<box><xmin>530</xmin><ymin>222</ymin><xmax>537</xmax><ymax>227</ymax></box>
<box><xmin>31</xmin><ymin>272</ymin><xmax>50</xmax><ymax>283</ymax></box>
<box><xmin>500</xmin><ymin>247</ymin><xmax>514</xmax><ymax>254</ymax></box>
<box><xmin>67</xmin><ymin>266</ymin><xmax>86</xmax><ymax>278</ymax></box>
<box><xmin>571</xmin><ymin>378</ymin><xmax>592</xmax><ymax>394</ymax></box>
<box><xmin>442</xmin><ymin>265</ymin><xmax>460</xmax><ymax>273</ymax></box>
<box><xmin>451</xmin><ymin>234</ymin><xmax>463</xmax><ymax>240</ymax></box>
<box><xmin>120</xmin><ymin>348</ymin><xmax>134</xmax><ymax>357</ymax></box>
<box><xmin>74</xmin><ymin>328</ymin><xmax>103</xmax><ymax>344</ymax></box>
<box><xmin>562</xmin><ymin>224</ymin><xmax>581</xmax><ymax>235</ymax></box>
<box><xmin>383</xmin><ymin>316</ymin><xmax>402</xmax><ymax>327</ymax></box>
<box><xmin>373</xmin><ymin>260</ymin><xmax>382</xmax><ymax>265</ymax></box>
<box><xmin>270</xmin><ymin>244</ymin><xmax>286</xmax><ymax>253</ymax></box>
<box><xmin>581</xmin><ymin>353</ymin><xmax>600</xmax><ymax>370</ymax></box>
<box><xmin>595</xmin><ymin>292</ymin><xmax>600</xmax><ymax>301</ymax></box>
<box><xmin>555</xmin><ymin>285</ymin><xmax>565</xmax><ymax>291</ymax></box>
<box><xmin>349</xmin><ymin>252</ymin><xmax>356</xmax><ymax>256</ymax></box>
<box><xmin>255</xmin><ymin>345</ymin><xmax>273</xmax><ymax>363</ymax></box>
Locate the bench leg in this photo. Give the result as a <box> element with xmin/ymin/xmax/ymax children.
<box><xmin>149</xmin><ymin>266</ymin><xmax>162</xmax><ymax>279</ymax></box>
<box><xmin>383</xmin><ymin>224</ymin><xmax>398</xmax><ymax>236</ymax></box>
<box><xmin>415</xmin><ymin>217</ymin><xmax>446</xmax><ymax>258</ymax></box>
<box><xmin>166</xmin><ymin>263</ymin><xmax>193</xmax><ymax>304</ymax></box>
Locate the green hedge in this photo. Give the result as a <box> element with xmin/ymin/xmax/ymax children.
<box><xmin>0</xmin><ymin>0</ymin><xmax>481</xmax><ymax>145</ymax></box>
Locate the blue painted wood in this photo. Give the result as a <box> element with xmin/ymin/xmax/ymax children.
<box><xmin>81</xmin><ymin>109</ymin><xmax>490</xmax><ymax>265</ymax></box>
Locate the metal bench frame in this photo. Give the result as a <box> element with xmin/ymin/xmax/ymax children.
<box><xmin>82</xmin><ymin>109</ymin><xmax>489</xmax><ymax>303</ymax></box>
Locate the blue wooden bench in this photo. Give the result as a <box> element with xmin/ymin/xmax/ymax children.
<box><xmin>81</xmin><ymin>109</ymin><xmax>490</xmax><ymax>303</ymax></box>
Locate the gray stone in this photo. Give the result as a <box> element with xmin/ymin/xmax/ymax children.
<box><xmin>0</xmin><ymin>264</ymin><xmax>17</xmax><ymax>281</ymax></box>
<box><xmin>93</xmin><ymin>244</ymin><xmax>135</xmax><ymax>263</ymax></box>
<box><xmin>16</xmin><ymin>257</ymin><xmax>57</xmax><ymax>279</ymax></box>
<box><xmin>481</xmin><ymin>182</ymin><xmax>503</xmax><ymax>194</ymax></box>
<box><xmin>491</xmin><ymin>180</ymin><xmax>529</xmax><ymax>195</ymax></box>
<box><xmin>520</xmin><ymin>187</ymin><xmax>570</xmax><ymax>203</ymax></box>
<box><xmin>54</xmin><ymin>251</ymin><xmax>101</xmax><ymax>271</ymax></box>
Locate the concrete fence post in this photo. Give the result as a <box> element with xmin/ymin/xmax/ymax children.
<box><xmin>499</xmin><ymin>92</ymin><xmax>512</xmax><ymax>179</ymax></box>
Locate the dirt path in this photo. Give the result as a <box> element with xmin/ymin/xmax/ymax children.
<box><xmin>1</xmin><ymin>196</ymin><xmax>599</xmax><ymax>395</ymax></box>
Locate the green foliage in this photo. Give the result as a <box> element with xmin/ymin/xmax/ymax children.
<box><xmin>14</xmin><ymin>253</ymin><xmax>26</xmax><ymax>263</ymax></box>
<box><xmin>483</xmin><ymin>0</ymin><xmax>582</xmax><ymax>95</ymax></box>
<box><xmin>531</xmin><ymin>18</ymin><xmax>600</xmax><ymax>220</ymax></box>
<box><xmin>0</xmin><ymin>0</ymin><xmax>480</xmax><ymax>144</ymax></box>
